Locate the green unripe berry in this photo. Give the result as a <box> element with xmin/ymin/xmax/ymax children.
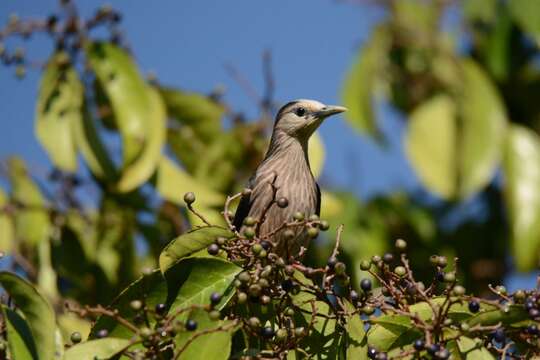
<box><xmin>252</xmin><ymin>243</ymin><xmax>263</xmax><ymax>254</ymax></box>
<box><xmin>360</xmin><ymin>260</ymin><xmax>371</xmax><ymax>271</ymax></box>
<box><xmin>244</xmin><ymin>227</ymin><xmax>256</xmax><ymax>239</ymax></box>
<box><xmin>319</xmin><ymin>220</ymin><xmax>330</xmax><ymax>231</ymax></box>
<box><xmin>394</xmin><ymin>266</ymin><xmax>406</xmax><ymax>277</ymax></box>
<box><xmin>248</xmin><ymin>317</ymin><xmax>261</xmax><ymax>328</ymax></box>
<box><xmin>209</xmin><ymin>310</ymin><xmax>221</xmax><ymax>321</ymax></box>
<box><xmin>429</xmin><ymin>255</ymin><xmax>439</xmax><ymax>266</ymax></box>
<box><xmin>514</xmin><ymin>289</ymin><xmax>526</xmax><ymax>301</ymax></box>
<box><xmin>258</xmin><ymin>249</ymin><xmax>267</xmax><ymax>258</ymax></box>
<box><xmin>437</xmin><ymin>256</ymin><xmax>448</xmax><ymax>268</ymax></box>
<box><xmin>237</xmin><ymin>292</ymin><xmax>248</xmax><ymax>304</ymax></box>
<box><xmin>371</xmin><ymin>255</ymin><xmax>381</xmax><ymax>264</ymax></box>
<box><xmin>334</xmin><ymin>262</ymin><xmax>347</xmax><ymax>276</ymax></box>
<box><xmin>294</xmin><ymin>327</ymin><xmax>306</xmax><ymax>337</ymax></box>
<box><xmin>130</xmin><ymin>299</ymin><xmax>143</xmax><ymax>311</ymax></box>
<box><xmin>308</xmin><ymin>214</ymin><xmax>319</xmax><ymax>222</ymax></box>
<box><xmin>70</xmin><ymin>332</ymin><xmax>82</xmax><ymax>344</ymax></box>
<box><xmin>258</xmin><ymin>278</ymin><xmax>270</xmax><ymax>288</ymax></box>
<box><xmin>183</xmin><ymin>192</ymin><xmax>196</xmax><ymax>205</ymax></box>
<box><xmin>452</xmin><ymin>285</ymin><xmax>466</xmax><ymax>296</ymax></box>
<box><xmin>284</xmin><ymin>229</ymin><xmax>295</xmax><ymax>240</ymax></box>
<box><xmin>361</xmin><ymin>305</ymin><xmax>375</xmax><ymax>315</ymax></box>
<box><xmin>395</xmin><ymin>238</ymin><xmax>407</xmax><ymax>251</ymax></box>
<box><xmin>243</xmin><ymin>216</ymin><xmax>257</xmax><ymax>226</ymax></box>
<box><xmin>293</xmin><ymin>212</ymin><xmax>305</xmax><ymax>221</ymax></box>
<box><xmin>249</xmin><ymin>284</ymin><xmax>262</xmax><ymax>297</ymax></box>
<box><xmin>443</xmin><ymin>272</ymin><xmax>456</xmax><ymax>283</ymax></box>
<box><xmin>261</xmin><ymin>295</ymin><xmax>271</xmax><ymax>305</ymax></box>
<box><xmin>495</xmin><ymin>285</ymin><xmax>507</xmax><ymax>295</ymax></box>
<box><xmin>276</xmin><ymin>328</ymin><xmax>288</xmax><ymax>341</ymax></box>
<box><xmin>216</xmin><ymin>236</ymin><xmax>227</xmax><ymax>246</ymax></box>
<box><xmin>307</xmin><ymin>227</ymin><xmax>319</xmax><ymax>239</ymax></box>
<box><xmin>460</xmin><ymin>323</ymin><xmax>470</xmax><ymax>332</ymax></box>
<box><xmin>238</xmin><ymin>271</ymin><xmax>251</xmax><ymax>283</ymax></box>
<box><xmin>140</xmin><ymin>327</ymin><xmax>153</xmax><ymax>339</ymax></box>
<box><xmin>285</xmin><ymin>308</ymin><xmax>295</xmax><ymax>317</ymax></box>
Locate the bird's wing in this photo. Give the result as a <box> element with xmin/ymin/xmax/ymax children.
<box><xmin>233</xmin><ymin>171</ymin><xmax>277</xmax><ymax>230</ymax></box>
<box><xmin>315</xmin><ymin>182</ymin><xmax>321</xmax><ymax>216</ymax></box>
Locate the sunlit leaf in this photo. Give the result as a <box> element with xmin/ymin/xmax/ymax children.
<box><xmin>86</xmin><ymin>42</ymin><xmax>150</xmax><ymax>167</ymax></box>
<box><xmin>35</xmin><ymin>53</ymin><xmax>81</xmax><ymax>172</ymax></box>
<box><xmin>159</xmin><ymin>226</ymin><xmax>233</xmax><ymax>273</ymax></box>
<box><xmin>459</xmin><ymin>59</ymin><xmax>507</xmax><ymax>198</ymax></box>
<box><xmin>344</xmin><ymin>302</ymin><xmax>368</xmax><ymax>359</ymax></box>
<box><xmin>156</xmin><ymin>155</ymin><xmax>224</xmax><ymax>207</ymax></box>
<box><xmin>509</xmin><ymin>0</ymin><xmax>540</xmax><ymax>45</ymax></box>
<box><xmin>0</xmin><ymin>188</ymin><xmax>14</xmax><ymax>254</ymax></box>
<box><xmin>0</xmin><ymin>272</ymin><xmax>56</xmax><ymax>360</ymax></box>
<box><xmin>117</xmin><ymin>86</ymin><xmax>166</xmax><ymax>192</ymax></box>
<box><xmin>502</xmin><ymin>125</ymin><xmax>540</xmax><ymax>271</ymax></box>
<box><xmin>64</xmin><ymin>338</ymin><xmax>130</xmax><ymax>360</ymax></box>
<box><xmin>456</xmin><ymin>336</ymin><xmax>495</xmax><ymax>360</ymax></box>
<box><xmin>405</xmin><ymin>95</ymin><xmax>457</xmax><ymax>199</ymax></box>
<box><xmin>8</xmin><ymin>157</ymin><xmax>51</xmax><ymax>247</ymax></box>
<box><xmin>308</xmin><ymin>131</ymin><xmax>325</xmax><ymax>179</ymax></box>
<box><xmin>341</xmin><ymin>26</ymin><xmax>390</xmax><ymax>136</ymax></box>
<box><xmin>2</xmin><ymin>306</ymin><xmax>38</xmax><ymax>360</ymax></box>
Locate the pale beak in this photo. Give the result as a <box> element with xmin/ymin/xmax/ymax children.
<box><xmin>316</xmin><ymin>105</ymin><xmax>348</xmax><ymax>118</ymax></box>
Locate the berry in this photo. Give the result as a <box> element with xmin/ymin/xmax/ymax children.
<box><xmin>437</xmin><ymin>256</ymin><xmax>448</xmax><ymax>268</ymax></box>
<box><xmin>238</xmin><ymin>272</ymin><xmax>251</xmax><ymax>283</ymax></box>
<box><xmin>284</xmin><ymin>229</ymin><xmax>295</xmax><ymax>240</ymax></box>
<box><xmin>529</xmin><ymin>308</ymin><xmax>540</xmax><ymax>318</ymax></box>
<box><xmin>362</xmin><ymin>305</ymin><xmax>375</xmax><ymax>315</ymax></box>
<box><xmin>436</xmin><ymin>272</ymin><xmax>445</xmax><ymax>282</ymax></box>
<box><xmin>514</xmin><ymin>290</ymin><xmax>526</xmax><ymax>301</ymax></box>
<box><xmin>309</xmin><ymin>214</ymin><xmax>319</xmax><ymax>222</ymax></box>
<box><xmin>371</xmin><ymin>255</ymin><xmax>381</xmax><ymax>264</ymax></box>
<box><xmin>258</xmin><ymin>278</ymin><xmax>269</xmax><ymax>288</ymax></box>
<box><xmin>360</xmin><ymin>278</ymin><xmax>372</xmax><ymax>292</ymax></box>
<box><xmin>257</xmin><ymin>249</ymin><xmax>267</xmax><ymax>258</ymax></box>
<box><xmin>281</xmin><ymin>279</ymin><xmax>294</xmax><ymax>292</ymax></box>
<box><xmin>492</xmin><ymin>328</ymin><xmax>505</xmax><ymax>343</ymax></box>
<box><xmin>334</xmin><ymin>262</ymin><xmax>346</xmax><ymax>275</ymax></box>
<box><xmin>435</xmin><ymin>348</ymin><xmax>450</xmax><ymax>359</ymax></box>
<box><xmin>140</xmin><ymin>327</ymin><xmax>153</xmax><ymax>339</ymax></box>
<box><xmin>242</xmin><ymin>188</ymin><xmax>252</xmax><ymax>196</ymax></box>
<box><xmin>251</xmin><ymin>244</ymin><xmax>263</xmax><ymax>254</ymax></box>
<box><xmin>207</xmin><ymin>244</ymin><xmax>219</xmax><ymax>256</ymax></box>
<box><xmin>210</xmin><ymin>292</ymin><xmax>222</xmax><ymax>305</ymax></box>
<box><xmin>237</xmin><ymin>292</ymin><xmax>248</xmax><ymax>304</ymax></box>
<box><xmin>130</xmin><ymin>299</ymin><xmax>143</xmax><ymax>311</ymax></box>
<box><xmin>261</xmin><ymin>326</ymin><xmax>275</xmax><ymax>339</ymax></box>
<box><xmin>185</xmin><ymin>319</ymin><xmax>197</xmax><ymax>331</ymax></box>
<box><xmin>360</xmin><ymin>260</ymin><xmax>371</xmax><ymax>271</ymax></box>
<box><xmin>443</xmin><ymin>272</ymin><xmax>456</xmax><ymax>283</ymax></box>
<box><xmin>327</xmin><ymin>256</ymin><xmax>338</xmax><ymax>269</ymax></box>
<box><xmin>70</xmin><ymin>332</ymin><xmax>82</xmax><ymax>344</ymax></box>
<box><xmin>382</xmin><ymin>253</ymin><xmax>394</xmax><ymax>263</ymax></box>
<box><xmin>216</xmin><ymin>236</ymin><xmax>227</xmax><ymax>246</ymax></box>
<box><xmin>527</xmin><ymin>324</ymin><xmax>539</xmax><ymax>335</ymax></box>
<box><xmin>367</xmin><ymin>346</ymin><xmax>378</xmax><ymax>359</ymax></box>
<box><xmin>350</xmin><ymin>290</ymin><xmax>359</xmax><ymax>302</ymax></box>
<box><xmin>319</xmin><ymin>220</ymin><xmax>330</xmax><ymax>231</ymax></box>
<box><xmin>243</xmin><ymin>216</ymin><xmax>256</xmax><ymax>226</ymax></box>
<box><xmin>249</xmin><ymin>284</ymin><xmax>262</xmax><ymax>297</ymax></box>
<box><xmin>468</xmin><ymin>300</ymin><xmax>480</xmax><ymax>313</ymax></box>
<box><xmin>394</xmin><ymin>266</ymin><xmax>406</xmax><ymax>277</ymax></box>
<box><xmin>452</xmin><ymin>285</ymin><xmax>466</xmax><ymax>296</ymax></box>
<box><xmin>376</xmin><ymin>353</ymin><xmax>388</xmax><ymax>360</ymax></box>
<box><xmin>97</xmin><ymin>329</ymin><xmax>108</xmax><ymax>338</ymax></box>
<box><xmin>248</xmin><ymin>317</ymin><xmax>260</xmax><ymax>328</ymax></box>
<box><xmin>294</xmin><ymin>327</ymin><xmax>305</xmax><ymax>337</ymax></box>
<box><xmin>495</xmin><ymin>285</ymin><xmax>507</xmax><ymax>295</ymax></box>
<box><xmin>525</xmin><ymin>300</ymin><xmax>536</xmax><ymax>311</ymax></box>
<box><xmin>260</xmin><ymin>240</ymin><xmax>271</xmax><ymax>250</ymax></box>
<box><xmin>275</xmin><ymin>328</ymin><xmax>288</xmax><ymax>341</ymax></box>
<box><xmin>293</xmin><ymin>212</ymin><xmax>305</xmax><ymax>221</ymax></box>
<box><xmin>244</xmin><ymin>227</ymin><xmax>255</xmax><ymax>239</ymax></box>
<box><xmin>183</xmin><ymin>192</ymin><xmax>196</xmax><ymax>205</ymax></box>
<box><xmin>285</xmin><ymin>308</ymin><xmax>295</xmax><ymax>317</ymax></box>
<box><xmin>427</xmin><ymin>344</ymin><xmax>440</xmax><ymax>355</ymax></box>
<box><xmin>413</xmin><ymin>339</ymin><xmax>424</xmax><ymax>350</ymax></box>
<box><xmin>307</xmin><ymin>227</ymin><xmax>319</xmax><ymax>239</ymax></box>
<box><xmin>261</xmin><ymin>295</ymin><xmax>271</xmax><ymax>305</ymax></box>
<box><xmin>154</xmin><ymin>303</ymin><xmax>166</xmax><ymax>315</ymax></box>
<box><xmin>395</xmin><ymin>239</ymin><xmax>407</xmax><ymax>251</ymax></box>
<box><xmin>429</xmin><ymin>255</ymin><xmax>439</xmax><ymax>266</ymax></box>
<box><xmin>276</xmin><ymin>197</ymin><xmax>288</xmax><ymax>208</ymax></box>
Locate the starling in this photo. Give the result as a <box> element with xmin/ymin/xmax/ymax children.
<box><xmin>233</xmin><ymin>99</ymin><xmax>346</xmax><ymax>259</ymax></box>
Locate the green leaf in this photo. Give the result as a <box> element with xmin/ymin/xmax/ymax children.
<box><xmin>8</xmin><ymin>157</ymin><xmax>51</xmax><ymax>247</ymax></box>
<box><xmin>502</xmin><ymin>125</ymin><xmax>540</xmax><ymax>271</ymax></box>
<box><xmin>159</xmin><ymin>226</ymin><xmax>232</xmax><ymax>274</ymax></box>
<box><xmin>175</xmin><ymin>309</ymin><xmax>236</xmax><ymax>360</ymax></box>
<box><xmin>159</xmin><ymin>86</ymin><xmax>225</xmax><ymax>142</ymax></box>
<box><xmin>0</xmin><ymin>272</ymin><xmax>56</xmax><ymax>360</ymax></box>
<box><xmin>509</xmin><ymin>0</ymin><xmax>540</xmax><ymax>45</ymax></box>
<box><xmin>368</xmin><ymin>315</ymin><xmax>421</xmax><ymax>351</ymax></box>
<box><xmin>72</xmin><ymin>101</ymin><xmax>117</xmax><ymax>181</ymax></box>
<box><xmin>0</xmin><ymin>188</ymin><xmax>14</xmax><ymax>254</ymax></box>
<box><xmin>2</xmin><ymin>306</ymin><xmax>38</xmax><ymax>360</ymax></box>
<box><xmin>341</xmin><ymin>26</ymin><xmax>390</xmax><ymax>136</ymax></box>
<box><xmin>456</xmin><ymin>336</ymin><xmax>495</xmax><ymax>360</ymax></box>
<box><xmin>165</xmin><ymin>257</ymin><xmax>241</xmax><ymax>315</ymax></box>
<box><xmin>86</xmin><ymin>42</ymin><xmax>150</xmax><ymax>167</ymax></box>
<box><xmin>466</xmin><ymin>304</ymin><xmax>529</xmax><ymax>327</ymax></box>
<box><xmin>308</xmin><ymin>131</ymin><xmax>325</xmax><ymax>179</ymax></box>
<box><xmin>344</xmin><ymin>302</ymin><xmax>368</xmax><ymax>359</ymax></box>
<box><xmin>405</xmin><ymin>95</ymin><xmax>457</xmax><ymax>199</ymax></box>
<box><xmin>116</xmin><ymin>86</ymin><xmax>166</xmax><ymax>192</ymax></box>
<box><xmin>35</xmin><ymin>53</ymin><xmax>81</xmax><ymax>172</ymax></box>
<box><xmin>464</xmin><ymin>0</ymin><xmax>497</xmax><ymax>23</ymax></box>
<box><xmin>156</xmin><ymin>155</ymin><xmax>225</xmax><ymax>207</ymax></box>
<box><xmin>458</xmin><ymin>59</ymin><xmax>507</xmax><ymax>198</ymax></box>
<box><xmin>63</xmin><ymin>338</ymin><xmax>130</xmax><ymax>360</ymax></box>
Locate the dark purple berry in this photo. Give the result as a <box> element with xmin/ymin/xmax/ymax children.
<box><xmin>492</xmin><ymin>328</ymin><xmax>505</xmax><ymax>343</ymax></box>
<box><xmin>185</xmin><ymin>319</ymin><xmax>197</xmax><ymax>331</ymax></box>
<box><xmin>210</xmin><ymin>292</ymin><xmax>222</xmax><ymax>305</ymax></box>
<box><xmin>436</xmin><ymin>272</ymin><xmax>445</xmax><ymax>282</ymax></box>
<box><xmin>261</xmin><ymin>326</ymin><xmax>275</xmax><ymax>339</ymax></box>
<box><xmin>435</xmin><ymin>348</ymin><xmax>450</xmax><ymax>359</ymax></box>
<box><xmin>413</xmin><ymin>339</ymin><xmax>424</xmax><ymax>350</ymax></box>
<box><xmin>155</xmin><ymin>303</ymin><xmax>166</xmax><ymax>315</ymax></box>
<box><xmin>427</xmin><ymin>344</ymin><xmax>440</xmax><ymax>355</ymax></box>
<box><xmin>382</xmin><ymin>253</ymin><xmax>394</xmax><ymax>263</ymax></box>
<box><xmin>350</xmin><ymin>290</ymin><xmax>359</xmax><ymax>302</ymax></box>
<box><xmin>360</xmin><ymin>278</ymin><xmax>372</xmax><ymax>292</ymax></box>
<box><xmin>529</xmin><ymin>308</ymin><xmax>540</xmax><ymax>318</ymax></box>
<box><xmin>376</xmin><ymin>353</ymin><xmax>388</xmax><ymax>360</ymax></box>
<box><xmin>327</xmin><ymin>256</ymin><xmax>338</xmax><ymax>269</ymax></box>
<box><xmin>367</xmin><ymin>346</ymin><xmax>378</xmax><ymax>359</ymax></box>
<box><xmin>281</xmin><ymin>279</ymin><xmax>294</xmax><ymax>292</ymax></box>
<box><xmin>527</xmin><ymin>324</ymin><xmax>539</xmax><ymax>335</ymax></box>
<box><xmin>468</xmin><ymin>300</ymin><xmax>480</xmax><ymax>313</ymax></box>
<box><xmin>96</xmin><ymin>329</ymin><xmax>108</xmax><ymax>338</ymax></box>
<box><xmin>207</xmin><ymin>244</ymin><xmax>220</xmax><ymax>255</ymax></box>
<box><xmin>525</xmin><ymin>301</ymin><xmax>536</xmax><ymax>311</ymax></box>
<box><xmin>260</xmin><ymin>240</ymin><xmax>271</xmax><ymax>250</ymax></box>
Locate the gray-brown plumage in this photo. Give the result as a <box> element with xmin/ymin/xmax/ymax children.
<box><xmin>233</xmin><ymin>99</ymin><xmax>347</xmax><ymax>259</ymax></box>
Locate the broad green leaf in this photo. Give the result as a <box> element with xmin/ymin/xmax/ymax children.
<box><xmin>502</xmin><ymin>125</ymin><xmax>540</xmax><ymax>271</ymax></box>
<box><xmin>464</xmin><ymin>0</ymin><xmax>497</xmax><ymax>23</ymax></box>
<box><xmin>405</xmin><ymin>95</ymin><xmax>457</xmax><ymax>199</ymax></box>
<box><xmin>64</xmin><ymin>338</ymin><xmax>130</xmax><ymax>360</ymax></box>
<box><xmin>156</xmin><ymin>155</ymin><xmax>224</xmax><ymax>207</ymax></box>
<box><xmin>57</xmin><ymin>313</ymin><xmax>91</xmax><ymax>343</ymax></box>
<box><xmin>0</xmin><ymin>272</ymin><xmax>55</xmax><ymax>360</ymax></box>
<box><xmin>117</xmin><ymin>86</ymin><xmax>166</xmax><ymax>192</ymax></box>
<box><xmin>368</xmin><ymin>315</ymin><xmax>421</xmax><ymax>351</ymax></box>
<box><xmin>159</xmin><ymin>87</ymin><xmax>224</xmax><ymax>142</ymax></box>
<box><xmin>344</xmin><ymin>302</ymin><xmax>367</xmax><ymax>359</ymax></box>
<box><xmin>341</xmin><ymin>26</ymin><xmax>390</xmax><ymax>136</ymax></box>
<box><xmin>466</xmin><ymin>304</ymin><xmax>529</xmax><ymax>327</ymax></box>
<box><xmin>308</xmin><ymin>131</ymin><xmax>325</xmax><ymax>179</ymax></box>
<box><xmin>175</xmin><ymin>309</ymin><xmax>236</xmax><ymax>360</ymax></box>
<box><xmin>35</xmin><ymin>53</ymin><xmax>81</xmax><ymax>172</ymax></box>
<box><xmin>2</xmin><ymin>306</ymin><xmax>38</xmax><ymax>360</ymax></box>
<box><xmin>159</xmin><ymin>226</ymin><xmax>232</xmax><ymax>273</ymax></box>
<box><xmin>459</xmin><ymin>59</ymin><xmax>506</xmax><ymax>198</ymax></box>
<box><xmin>90</xmin><ymin>270</ymin><xmax>166</xmax><ymax>339</ymax></box>
<box><xmin>165</xmin><ymin>257</ymin><xmax>241</xmax><ymax>315</ymax></box>
<box><xmin>86</xmin><ymin>42</ymin><xmax>150</xmax><ymax>167</ymax></box>
<box><xmin>509</xmin><ymin>0</ymin><xmax>540</xmax><ymax>45</ymax></box>
<box><xmin>72</xmin><ymin>101</ymin><xmax>117</xmax><ymax>181</ymax></box>
<box><xmin>8</xmin><ymin>157</ymin><xmax>51</xmax><ymax>247</ymax></box>
<box><xmin>456</xmin><ymin>336</ymin><xmax>495</xmax><ymax>360</ymax></box>
<box><xmin>0</xmin><ymin>188</ymin><xmax>14</xmax><ymax>254</ymax></box>
<box><xmin>37</xmin><ymin>239</ymin><xmax>59</xmax><ymax>302</ymax></box>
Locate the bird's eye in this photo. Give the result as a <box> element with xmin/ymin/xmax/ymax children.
<box><xmin>295</xmin><ymin>107</ymin><xmax>306</xmax><ymax>117</ymax></box>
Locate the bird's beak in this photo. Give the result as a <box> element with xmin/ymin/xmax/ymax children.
<box><xmin>316</xmin><ymin>105</ymin><xmax>348</xmax><ymax>118</ymax></box>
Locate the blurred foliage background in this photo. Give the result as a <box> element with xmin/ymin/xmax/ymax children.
<box><xmin>1</xmin><ymin>0</ymin><xmax>540</xmax><ymax>339</ymax></box>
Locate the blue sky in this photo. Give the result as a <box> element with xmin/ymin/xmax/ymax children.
<box><xmin>0</xmin><ymin>0</ymin><xmax>417</xmax><ymax>198</ymax></box>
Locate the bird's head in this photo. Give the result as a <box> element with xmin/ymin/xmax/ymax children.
<box><xmin>273</xmin><ymin>99</ymin><xmax>347</xmax><ymax>141</ymax></box>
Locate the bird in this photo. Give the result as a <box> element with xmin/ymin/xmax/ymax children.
<box><xmin>233</xmin><ymin>99</ymin><xmax>347</xmax><ymax>259</ymax></box>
